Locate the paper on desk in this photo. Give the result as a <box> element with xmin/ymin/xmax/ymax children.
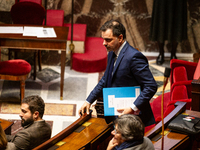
<box><xmin>37</xmin><ymin>28</ymin><xmax>57</xmax><ymax>38</ymax></box>
<box><xmin>23</xmin><ymin>26</ymin><xmax>43</xmax><ymax>36</ymax></box>
<box><xmin>23</xmin><ymin>27</ymin><xmax>57</xmax><ymax>38</ymax></box>
<box><xmin>0</xmin><ymin>26</ymin><xmax>23</xmax><ymax>34</ymax></box>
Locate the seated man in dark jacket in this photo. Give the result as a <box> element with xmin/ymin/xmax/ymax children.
<box><xmin>6</xmin><ymin>95</ymin><xmax>51</xmax><ymax>150</ymax></box>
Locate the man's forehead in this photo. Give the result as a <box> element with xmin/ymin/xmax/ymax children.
<box><xmin>101</xmin><ymin>29</ymin><xmax>113</xmax><ymax>37</ymax></box>
<box><xmin>21</xmin><ymin>103</ymin><xmax>29</xmax><ymax>110</ymax></box>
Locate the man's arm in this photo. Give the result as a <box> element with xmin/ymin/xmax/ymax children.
<box><xmin>11</xmin><ymin>130</ymin><xmax>30</xmax><ymax>150</ymax></box>
<box><xmin>78</xmin><ymin>75</ymin><xmax>106</xmax><ymax>116</ymax></box>
<box><xmin>130</xmin><ymin>53</ymin><xmax>157</xmax><ymax>111</ymax></box>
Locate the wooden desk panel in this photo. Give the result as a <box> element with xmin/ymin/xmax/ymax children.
<box><xmin>59</xmin><ymin>118</ymin><xmax>110</xmax><ymax>149</ymax></box>
<box><xmin>33</xmin><ymin>113</ymin><xmax>113</xmax><ymax>150</ymax></box>
<box><xmin>0</xmin><ymin>24</ymin><xmax>68</xmax><ymax>99</ymax></box>
<box><xmin>0</xmin><ymin>118</ymin><xmax>14</xmax><ymax>134</ymax></box>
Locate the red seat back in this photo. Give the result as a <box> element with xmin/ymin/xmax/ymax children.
<box><xmin>11</xmin><ymin>1</ymin><xmax>45</xmax><ymax>25</ymax></box>
<box><xmin>18</xmin><ymin>0</ymin><xmax>42</xmax><ymax>5</ymax></box>
<box><xmin>45</xmin><ymin>10</ymin><xmax>64</xmax><ymax>26</ymax></box>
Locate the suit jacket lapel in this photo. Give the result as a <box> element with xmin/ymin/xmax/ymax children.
<box><xmin>112</xmin><ymin>42</ymin><xmax>129</xmax><ymax>76</ymax></box>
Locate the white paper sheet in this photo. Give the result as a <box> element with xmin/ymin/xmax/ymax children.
<box><xmin>108</xmin><ymin>95</ymin><xmax>136</xmax><ymax>115</ymax></box>
<box><xmin>23</xmin><ymin>26</ymin><xmax>43</xmax><ymax>37</ymax></box>
<box><xmin>37</xmin><ymin>28</ymin><xmax>57</xmax><ymax>38</ymax></box>
<box><xmin>0</xmin><ymin>26</ymin><xmax>57</xmax><ymax>38</ymax></box>
<box><xmin>0</xmin><ymin>27</ymin><xmax>23</xmax><ymax>34</ymax></box>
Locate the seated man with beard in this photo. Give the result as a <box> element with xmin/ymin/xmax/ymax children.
<box><xmin>6</xmin><ymin>95</ymin><xmax>51</xmax><ymax>150</ymax></box>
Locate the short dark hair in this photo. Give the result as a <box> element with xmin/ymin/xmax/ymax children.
<box><xmin>22</xmin><ymin>95</ymin><xmax>45</xmax><ymax>118</ymax></box>
<box><xmin>100</xmin><ymin>19</ymin><xmax>126</xmax><ymax>39</ymax></box>
<box><xmin>114</xmin><ymin>114</ymin><xmax>144</xmax><ymax>141</ymax></box>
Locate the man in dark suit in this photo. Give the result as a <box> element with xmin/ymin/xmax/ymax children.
<box><xmin>79</xmin><ymin>20</ymin><xmax>157</xmax><ymax>126</ymax></box>
<box><xmin>6</xmin><ymin>95</ymin><xmax>51</xmax><ymax>150</ymax></box>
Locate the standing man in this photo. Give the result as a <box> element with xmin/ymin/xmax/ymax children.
<box><xmin>6</xmin><ymin>95</ymin><xmax>51</xmax><ymax>150</ymax></box>
<box><xmin>79</xmin><ymin>20</ymin><xmax>157</xmax><ymax>126</ymax></box>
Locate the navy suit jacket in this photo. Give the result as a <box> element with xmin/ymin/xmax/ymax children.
<box><xmin>86</xmin><ymin>42</ymin><xmax>157</xmax><ymax>126</ymax></box>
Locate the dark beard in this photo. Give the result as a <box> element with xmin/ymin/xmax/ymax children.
<box><xmin>21</xmin><ymin>117</ymin><xmax>34</xmax><ymax>127</ymax></box>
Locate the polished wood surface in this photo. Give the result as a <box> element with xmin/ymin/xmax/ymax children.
<box><xmin>33</xmin><ymin>112</ymin><xmax>112</xmax><ymax>150</ymax></box>
<box><xmin>0</xmin><ymin>118</ymin><xmax>14</xmax><ymax>134</ymax></box>
<box><xmin>0</xmin><ymin>24</ymin><xmax>68</xmax><ymax>99</ymax></box>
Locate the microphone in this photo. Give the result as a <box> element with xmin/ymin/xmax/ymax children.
<box><xmin>163</xmin><ymin>67</ymin><xmax>171</xmax><ymax>88</ymax></box>
<box><xmin>161</xmin><ymin>67</ymin><xmax>171</xmax><ymax>150</ymax></box>
<box><xmin>164</xmin><ymin>67</ymin><xmax>171</xmax><ymax>78</ymax></box>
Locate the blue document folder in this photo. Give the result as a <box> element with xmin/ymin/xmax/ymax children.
<box><xmin>103</xmin><ymin>86</ymin><xmax>141</xmax><ymax>116</ymax></box>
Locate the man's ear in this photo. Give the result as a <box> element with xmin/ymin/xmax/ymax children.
<box><xmin>33</xmin><ymin>111</ymin><xmax>39</xmax><ymax>120</ymax></box>
<box><xmin>118</xmin><ymin>34</ymin><xmax>123</xmax><ymax>43</ymax></box>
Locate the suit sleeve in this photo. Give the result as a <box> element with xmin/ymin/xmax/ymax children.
<box><xmin>86</xmin><ymin>73</ymin><xmax>106</xmax><ymax>104</ymax></box>
<box><xmin>12</xmin><ymin>130</ymin><xmax>31</xmax><ymax>150</ymax></box>
<box><xmin>130</xmin><ymin>52</ymin><xmax>157</xmax><ymax>111</ymax></box>
<box><xmin>86</xmin><ymin>52</ymin><xmax>111</xmax><ymax>104</ymax></box>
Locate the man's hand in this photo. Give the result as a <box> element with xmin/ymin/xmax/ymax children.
<box><xmin>117</xmin><ymin>107</ymin><xmax>140</xmax><ymax>117</ymax></box>
<box><xmin>106</xmin><ymin>137</ymin><xmax>118</xmax><ymax>150</ymax></box>
<box><xmin>78</xmin><ymin>101</ymin><xmax>91</xmax><ymax>116</ymax></box>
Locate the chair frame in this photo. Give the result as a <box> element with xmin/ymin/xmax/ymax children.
<box><xmin>0</xmin><ymin>73</ymin><xmax>30</xmax><ymax>102</ymax></box>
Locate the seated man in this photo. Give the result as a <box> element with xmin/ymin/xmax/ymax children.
<box><xmin>107</xmin><ymin>114</ymin><xmax>154</xmax><ymax>150</ymax></box>
<box><xmin>6</xmin><ymin>95</ymin><xmax>51</xmax><ymax>150</ymax></box>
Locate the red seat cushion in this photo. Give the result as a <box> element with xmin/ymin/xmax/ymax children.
<box><xmin>64</xmin><ymin>23</ymin><xmax>87</xmax><ymax>42</ymax></box>
<box><xmin>150</xmin><ymin>92</ymin><xmax>171</xmax><ymax>124</ymax></box>
<box><xmin>45</xmin><ymin>10</ymin><xmax>64</xmax><ymax>26</ymax></box>
<box><xmin>0</xmin><ymin>59</ymin><xmax>31</xmax><ymax>75</ymax></box>
<box><xmin>171</xmin><ymin>85</ymin><xmax>188</xmax><ymax>100</ymax></box>
<box><xmin>173</xmin><ymin>66</ymin><xmax>188</xmax><ymax>83</ymax></box>
<box><xmin>72</xmin><ymin>37</ymin><xmax>107</xmax><ymax>73</ymax></box>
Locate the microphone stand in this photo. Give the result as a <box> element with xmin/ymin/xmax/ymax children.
<box><xmin>161</xmin><ymin>67</ymin><xmax>171</xmax><ymax>150</ymax></box>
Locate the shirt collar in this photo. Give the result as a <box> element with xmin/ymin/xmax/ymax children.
<box><xmin>114</xmin><ymin>41</ymin><xmax>126</xmax><ymax>57</ymax></box>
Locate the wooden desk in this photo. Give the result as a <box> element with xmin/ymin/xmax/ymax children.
<box><xmin>0</xmin><ymin>24</ymin><xmax>68</xmax><ymax>99</ymax></box>
<box><xmin>33</xmin><ymin>113</ymin><xmax>113</xmax><ymax>150</ymax></box>
<box><xmin>145</xmin><ymin>102</ymin><xmax>200</xmax><ymax>150</ymax></box>
<box><xmin>0</xmin><ymin>118</ymin><xmax>14</xmax><ymax>134</ymax></box>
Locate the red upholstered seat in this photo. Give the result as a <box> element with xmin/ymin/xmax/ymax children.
<box><xmin>10</xmin><ymin>1</ymin><xmax>45</xmax><ymax>25</ymax></box>
<box><xmin>0</xmin><ymin>59</ymin><xmax>31</xmax><ymax>76</ymax></box>
<box><xmin>0</xmin><ymin>59</ymin><xmax>31</xmax><ymax>102</ymax></box>
<box><xmin>45</xmin><ymin>10</ymin><xmax>64</xmax><ymax>26</ymax></box>
<box><xmin>173</xmin><ymin>66</ymin><xmax>188</xmax><ymax>83</ymax></box>
<box><xmin>72</xmin><ymin>37</ymin><xmax>107</xmax><ymax>73</ymax></box>
<box><xmin>151</xmin><ymin>59</ymin><xmax>198</xmax><ymax>124</ymax></box>
<box><xmin>64</xmin><ymin>23</ymin><xmax>87</xmax><ymax>42</ymax></box>
<box><xmin>10</xmin><ymin>1</ymin><xmax>45</xmax><ymax>80</ymax></box>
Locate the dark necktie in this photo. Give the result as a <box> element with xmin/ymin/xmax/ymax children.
<box><xmin>107</xmin><ymin>52</ymin><xmax>116</xmax><ymax>87</ymax></box>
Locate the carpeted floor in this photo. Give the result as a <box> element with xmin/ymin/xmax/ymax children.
<box><xmin>0</xmin><ymin>102</ymin><xmax>76</xmax><ymax>116</ymax></box>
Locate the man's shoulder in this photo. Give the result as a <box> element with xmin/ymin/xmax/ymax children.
<box><xmin>32</xmin><ymin>120</ymin><xmax>51</xmax><ymax>128</ymax></box>
<box><xmin>22</xmin><ymin>120</ymin><xmax>51</xmax><ymax>132</ymax></box>
<box><xmin>124</xmin><ymin>42</ymin><xmax>142</xmax><ymax>54</ymax></box>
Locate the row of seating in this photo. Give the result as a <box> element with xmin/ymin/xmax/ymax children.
<box><xmin>12</xmin><ymin>0</ymin><xmax>107</xmax><ymax>74</ymax></box>
<box><xmin>0</xmin><ymin>0</ymin><xmax>107</xmax><ymax>103</ymax></box>
<box><xmin>147</xmin><ymin>58</ymin><xmax>200</xmax><ymax>132</ymax></box>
